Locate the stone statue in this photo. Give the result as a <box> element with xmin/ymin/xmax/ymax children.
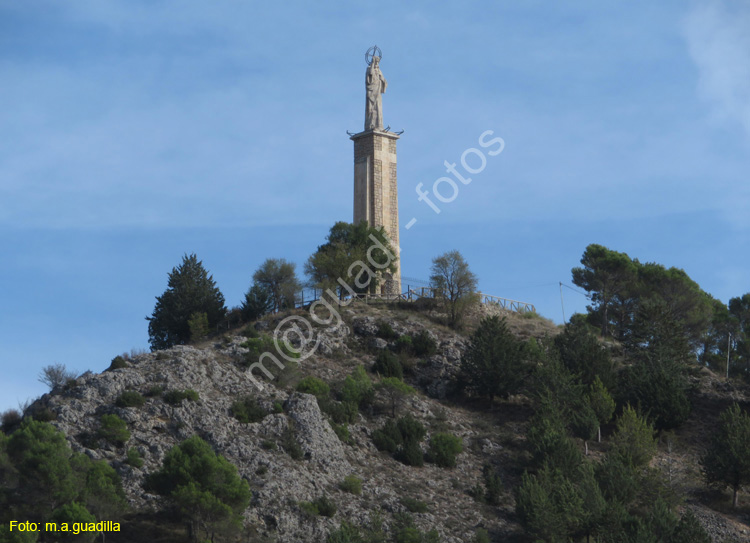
<box><xmin>365</xmin><ymin>56</ymin><xmax>387</xmax><ymax>131</ymax></box>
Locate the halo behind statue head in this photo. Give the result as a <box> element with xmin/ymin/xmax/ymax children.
<box><xmin>365</xmin><ymin>45</ymin><xmax>383</xmax><ymax>66</ymax></box>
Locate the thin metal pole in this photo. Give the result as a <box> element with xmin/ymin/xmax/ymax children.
<box><xmin>727</xmin><ymin>333</ymin><xmax>731</xmax><ymax>380</ymax></box>
<box><xmin>559</xmin><ymin>282</ymin><xmax>566</xmax><ymax>323</ymax></box>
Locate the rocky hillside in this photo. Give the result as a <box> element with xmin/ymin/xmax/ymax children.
<box><xmin>22</xmin><ymin>302</ymin><xmax>750</xmax><ymax>542</ymax></box>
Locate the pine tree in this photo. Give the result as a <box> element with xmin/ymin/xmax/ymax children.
<box><xmin>589</xmin><ymin>376</ymin><xmax>615</xmax><ymax>443</ymax></box>
<box><xmin>241</xmin><ymin>283</ymin><xmax>273</xmax><ymax>321</ymax></box>
<box><xmin>671</xmin><ymin>510</ymin><xmax>711</xmax><ymax>543</ymax></box>
<box><xmin>618</xmin><ymin>353</ymin><xmax>691</xmax><ymax>431</ymax></box>
<box><xmin>146</xmin><ymin>436</ymin><xmax>251</xmax><ymax>542</ymax></box>
<box><xmin>554</xmin><ymin>320</ymin><xmax>615</xmax><ymax>387</ymax></box>
<box><xmin>570</xmin><ymin>399</ymin><xmax>599</xmax><ymax>456</ymax></box>
<box><xmin>147</xmin><ymin>254</ymin><xmax>226</xmax><ymax>350</ymax></box>
<box><xmin>516</xmin><ymin>464</ymin><xmax>585</xmax><ymax>542</ymax></box>
<box><xmin>571</xmin><ymin>244</ymin><xmax>638</xmax><ymax>338</ymax></box>
<box><xmin>576</xmin><ymin>462</ymin><xmax>606</xmax><ymax>543</ymax></box>
<box><xmin>611</xmin><ymin>405</ymin><xmax>657</xmax><ymax>469</ymax></box>
<box><xmin>460</xmin><ymin>316</ymin><xmax>527</xmax><ymax>403</ymax></box>
<box><xmin>700</xmin><ymin>403</ymin><xmax>750</xmax><ymax>508</ymax></box>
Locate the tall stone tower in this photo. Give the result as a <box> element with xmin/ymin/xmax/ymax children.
<box><xmin>351</xmin><ymin>47</ymin><xmax>401</xmax><ymax>295</ymax></box>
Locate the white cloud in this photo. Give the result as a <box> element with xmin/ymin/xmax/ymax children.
<box><xmin>684</xmin><ymin>1</ymin><xmax>750</xmax><ymax>137</ymax></box>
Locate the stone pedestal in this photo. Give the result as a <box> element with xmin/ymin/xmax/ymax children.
<box><xmin>351</xmin><ymin>129</ymin><xmax>401</xmax><ymax>295</ymax></box>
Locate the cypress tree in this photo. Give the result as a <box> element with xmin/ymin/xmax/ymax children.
<box><xmin>147</xmin><ymin>253</ymin><xmax>226</xmax><ymax>350</ymax></box>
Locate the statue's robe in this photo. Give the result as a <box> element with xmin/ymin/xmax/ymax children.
<box><xmin>365</xmin><ymin>64</ymin><xmax>387</xmax><ymax>130</ymax></box>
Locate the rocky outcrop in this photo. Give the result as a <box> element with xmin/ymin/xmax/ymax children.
<box><xmin>23</xmin><ymin>304</ymin><xmax>505</xmax><ymax>543</ymax></box>
<box><xmin>31</xmin><ymin>337</ymin><xmax>359</xmax><ymax>539</ymax></box>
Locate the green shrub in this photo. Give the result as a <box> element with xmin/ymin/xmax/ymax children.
<box><xmin>242</xmin><ymin>335</ymin><xmax>301</xmax><ymax>364</ymax></box>
<box><xmin>184</xmin><ymin>389</ymin><xmax>199</xmax><ymax>402</ymax></box>
<box><xmin>240</xmin><ymin>324</ymin><xmax>260</xmax><ymax>338</ymax></box>
<box><xmin>398</xmin><ymin>415</ymin><xmax>427</xmax><ymax>444</ymax></box>
<box><xmin>377</xmin><ymin>377</ymin><xmax>416</xmax><ymax>418</ymax></box>
<box><xmin>320</xmin><ymin>399</ymin><xmax>359</xmax><ymax>424</ymax></box>
<box><xmin>376</xmin><ymin>321</ymin><xmax>399</xmax><ymax>340</ymax></box>
<box><xmin>340</xmin><ymin>366</ymin><xmax>374</xmax><ymax>409</ymax></box>
<box><xmin>394</xmin><ymin>335</ymin><xmax>413</xmax><ymax>354</ymax></box>
<box><xmin>339</xmin><ymin>474</ymin><xmax>362</xmax><ymax>495</ymax></box>
<box><xmin>1</xmin><ymin>409</ymin><xmax>22</xmax><ymax>434</ymax></box>
<box><xmin>261</xmin><ymin>439</ymin><xmax>277</xmax><ymax>450</ymax></box>
<box><xmin>50</xmin><ymin>502</ymin><xmax>97</xmax><ymax>541</ymax></box>
<box><xmin>372</xmin><ymin>349</ymin><xmax>403</xmax><ymax>380</ymax></box>
<box><xmin>276</xmin><ymin>338</ymin><xmax>301</xmax><ymax>360</ymax></box>
<box><xmin>393</xmin><ymin>416</ymin><xmax>426</xmax><ymax>467</ymax></box>
<box><xmin>398</xmin><ymin>351</ymin><xmax>417</xmax><ymax>375</ymax></box>
<box><xmin>373</xmin><ymin>419</ymin><xmax>403</xmax><ymax>453</ymax></box>
<box><xmin>672</xmin><ymin>510</ymin><xmax>711</xmax><ymax>543</ymax></box>
<box><xmin>115</xmin><ymin>390</ymin><xmax>146</xmax><ymax>408</ymax></box>
<box><xmin>297</xmin><ymin>376</ymin><xmax>331</xmax><ymax>399</ymax></box>
<box><xmin>412</xmin><ymin>330</ymin><xmax>437</xmax><ymax>357</ymax></box>
<box><xmin>63</xmin><ymin>377</ymin><xmax>81</xmax><ymax>391</ymax></box>
<box><xmin>483</xmin><ymin>464</ymin><xmax>502</xmax><ymax>505</ymax></box>
<box><xmin>332</xmin><ymin>423</ymin><xmax>352</xmax><ymax>444</ymax></box>
<box><xmin>273</xmin><ymin>401</ymin><xmax>284</xmax><ymax>413</ymax></box>
<box><xmin>240</xmin><ymin>334</ymin><xmax>300</xmax><ymax>372</ymax></box>
<box><xmin>255</xmin><ymin>465</ymin><xmax>268</xmax><ymax>476</ymax></box>
<box><xmin>29</xmin><ymin>406</ymin><xmax>57</xmax><ymax>422</ymax></box>
<box><xmin>469</xmin><ymin>483</ymin><xmax>485</xmax><ymax>503</ymax></box>
<box><xmin>393</xmin><ymin>513</ymin><xmax>439</xmax><ymax>543</ymax></box>
<box><xmin>373</xmin><ymin>415</ymin><xmax>426</xmax><ymax>467</ymax></box>
<box><xmin>473</xmin><ymin>528</ymin><xmax>490</xmax><ymax>543</ymax></box>
<box><xmin>314</xmin><ymin>495</ymin><xmax>337</xmax><ymax>517</ymax></box>
<box><xmin>231</xmin><ymin>396</ymin><xmax>267</xmax><ymax>423</ymax></box>
<box><xmin>99</xmin><ymin>414</ymin><xmax>130</xmax><ymax>446</ymax></box>
<box><xmin>427</xmin><ymin>433</ymin><xmax>463</xmax><ymax>468</ymax></box>
<box><xmin>240</xmin><ymin>335</ymin><xmax>301</xmax><ymax>388</ymax></box>
<box><xmin>395</xmin><ymin>439</ymin><xmax>424</xmax><ymax>467</ymax></box>
<box><xmin>108</xmin><ymin>356</ymin><xmax>128</xmax><ymax>371</ymax></box>
<box><xmin>327</xmin><ymin>521</ymin><xmax>363</xmax><ymax>543</ymax></box>
<box><xmin>0</xmin><ymin>524</ymin><xmax>38</xmax><ymax>543</ymax></box>
<box><xmin>163</xmin><ymin>389</ymin><xmax>200</xmax><ymax>405</ymax></box>
<box><xmin>301</xmin><ymin>496</ymin><xmax>337</xmax><ymax>518</ymax></box>
<box><xmin>126</xmin><ymin>447</ymin><xmax>144</xmax><ymax>468</ymax></box>
<box><xmin>145</xmin><ymin>385</ymin><xmax>164</xmax><ymax>397</ymax></box>
<box><xmin>400</xmin><ymin>496</ymin><xmax>428</xmax><ymax>513</ymax></box>
<box><xmin>240</xmin><ymin>335</ymin><xmax>275</xmax><ymax>367</ymax></box>
<box><xmin>300</xmin><ymin>501</ymin><xmax>319</xmax><ymax>517</ymax></box>
<box><xmin>282</xmin><ymin>424</ymin><xmax>303</xmax><ymax>460</ymax></box>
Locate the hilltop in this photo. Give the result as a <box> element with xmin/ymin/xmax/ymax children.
<box><xmin>9</xmin><ymin>300</ymin><xmax>750</xmax><ymax>542</ymax></box>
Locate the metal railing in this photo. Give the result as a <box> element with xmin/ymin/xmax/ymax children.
<box><xmin>292</xmin><ymin>285</ymin><xmax>535</xmax><ymax>314</ymax></box>
<box><xmin>477</xmin><ymin>292</ymin><xmax>535</xmax><ymax>313</ymax></box>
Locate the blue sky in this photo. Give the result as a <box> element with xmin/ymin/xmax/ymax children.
<box><xmin>1</xmin><ymin>1</ymin><xmax>749</xmax><ymax>412</ymax></box>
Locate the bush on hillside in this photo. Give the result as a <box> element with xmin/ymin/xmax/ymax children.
<box><xmin>372</xmin><ymin>350</ymin><xmax>403</xmax><ymax>380</ymax></box>
<box><xmin>296</xmin><ymin>376</ymin><xmax>331</xmax><ymax>399</ymax></box>
<box><xmin>427</xmin><ymin>432</ymin><xmax>463</xmax><ymax>468</ymax></box>
<box><xmin>163</xmin><ymin>389</ymin><xmax>200</xmax><ymax>405</ymax></box>
<box><xmin>98</xmin><ymin>414</ymin><xmax>130</xmax><ymax>446</ymax></box>
<box><xmin>230</xmin><ymin>396</ymin><xmax>268</xmax><ymax>423</ymax></box>
<box><xmin>115</xmin><ymin>390</ymin><xmax>145</xmax><ymax>408</ymax></box>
